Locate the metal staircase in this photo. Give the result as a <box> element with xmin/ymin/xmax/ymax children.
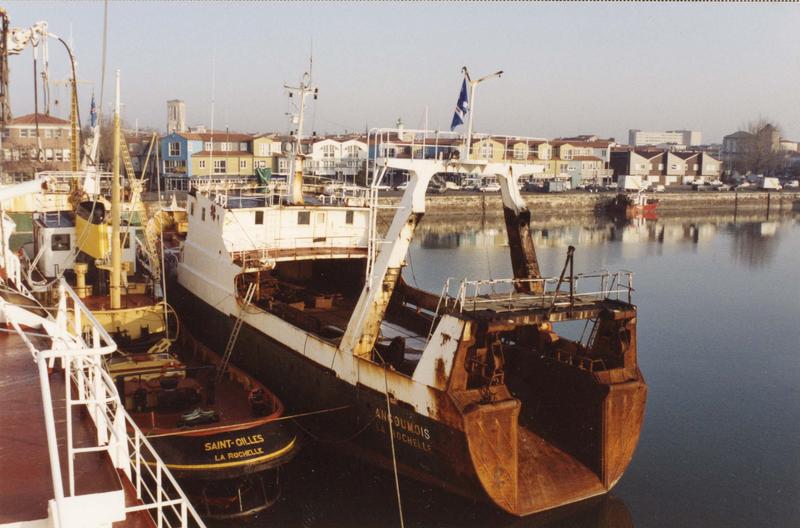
<box><xmin>216</xmin><ymin>281</ymin><xmax>257</xmax><ymax>383</ymax></box>
<box><xmin>120</xmin><ymin>130</ymin><xmax>136</xmax><ymax>181</ymax></box>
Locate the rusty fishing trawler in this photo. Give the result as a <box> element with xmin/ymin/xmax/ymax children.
<box><xmin>169</xmin><ymin>69</ymin><xmax>647</xmax><ymax>517</ymax></box>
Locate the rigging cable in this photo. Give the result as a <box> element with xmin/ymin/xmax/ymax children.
<box><xmin>375</xmin><ymin>348</ymin><xmax>405</xmax><ymax>528</ymax></box>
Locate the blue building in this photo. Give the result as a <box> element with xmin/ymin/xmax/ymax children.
<box><xmin>160</xmin><ymin>132</ymin><xmax>204</xmax><ymax>190</ymax></box>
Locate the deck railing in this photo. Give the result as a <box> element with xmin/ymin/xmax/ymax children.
<box><xmin>0</xmin><ymin>279</ymin><xmax>206</xmax><ymax>528</ymax></box>
<box><xmin>438</xmin><ymin>271</ymin><xmax>634</xmax><ymax>314</ymax></box>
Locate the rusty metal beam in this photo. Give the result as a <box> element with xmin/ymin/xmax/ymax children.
<box><xmin>497</xmin><ymin>169</ymin><xmax>542</xmax><ymax>294</ymax></box>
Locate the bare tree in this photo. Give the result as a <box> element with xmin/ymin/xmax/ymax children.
<box><xmin>735</xmin><ymin>119</ymin><xmax>785</xmax><ymax>176</ymax></box>
<box><xmin>82</xmin><ymin>114</ymin><xmax>131</xmax><ymax>169</ymax></box>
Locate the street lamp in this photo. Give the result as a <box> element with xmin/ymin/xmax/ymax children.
<box><xmin>462</xmin><ymin>66</ymin><xmax>503</xmax><ymax>158</ymax></box>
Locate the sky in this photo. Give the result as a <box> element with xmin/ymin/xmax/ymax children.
<box><xmin>4</xmin><ymin>1</ymin><xmax>800</xmax><ymax>144</ymax></box>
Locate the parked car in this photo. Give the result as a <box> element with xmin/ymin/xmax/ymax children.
<box><xmin>523</xmin><ymin>181</ymin><xmax>545</xmax><ymax>192</ymax></box>
<box><xmin>461</xmin><ymin>180</ymin><xmax>481</xmax><ymax>191</ymax></box>
<box><xmin>480</xmin><ymin>182</ymin><xmax>501</xmax><ymax>192</ymax></box>
<box><xmin>692</xmin><ymin>182</ymin><xmax>715</xmax><ymax>192</ymax></box>
<box><xmin>395</xmin><ymin>181</ymin><xmax>409</xmax><ymax>191</ymax></box>
<box><xmin>783</xmin><ymin>180</ymin><xmax>799</xmax><ymax>189</ymax></box>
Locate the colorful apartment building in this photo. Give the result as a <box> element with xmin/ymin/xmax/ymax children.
<box><xmin>160</xmin><ymin>131</ymin><xmax>253</xmax><ymax>189</ymax></box>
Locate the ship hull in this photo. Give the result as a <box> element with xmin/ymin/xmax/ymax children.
<box><xmin>147</xmin><ymin>420</ymin><xmax>296</xmax><ymax>480</ymax></box>
<box><xmin>170</xmin><ymin>281</ymin><xmax>489</xmax><ymax>501</ymax></box>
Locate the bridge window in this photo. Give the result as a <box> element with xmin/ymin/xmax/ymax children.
<box><xmin>255</xmin><ymin>211</ymin><xmax>264</xmax><ymax>224</ymax></box>
<box><xmin>346</xmin><ymin>210</ymin><xmax>354</xmax><ymax>224</ymax></box>
<box><xmin>297</xmin><ymin>211</ymin><xmax>310</xmax><ymax>225</ymax></box>
<box><xmin>51</xmin><ymin>234</ymin><xmax>70</xmax><ymax>251</ymax></box>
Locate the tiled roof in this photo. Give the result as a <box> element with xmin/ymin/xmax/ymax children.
<box><xmin>191</xmin><ymin>150</ymin><xmax>252</xmax><ymax>157</ymax></box>
<box><xmin>634</xmin><ymin>150</ymin><xmax>664</xmax><ymax>159</ymax></box>
<box><xmin>724</xmin><ymin>131</ymin><xmax>752</xmax><ymax>139</ymax></box>
<box><xmin>9</xmin><ymin>113</ymin><xmax>70</xmax><ymax>125</ymax></box>
<box><xmin>672</xmin><ymin>151</ymin><xmax>699</xmax><ymax>160</ymax></box>
<box><xmin>571</xmin><ymin>155</ymin><xmax>603</xmax><ymax>161</ymax></box>
<box><xmin>176</xmin><ymin>131</ymin><xmax>253</xmax><ymax>142</ymax></box>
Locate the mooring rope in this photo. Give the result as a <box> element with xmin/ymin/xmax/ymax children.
<box><xmin>374</xmin><ymin>348</ymin><xmax>405</xmax><ymax>528</ymax></box>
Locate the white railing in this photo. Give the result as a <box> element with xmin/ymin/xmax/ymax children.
<box><xmin>437</xmin><ymin>271</ymin><xmax>634</xmax><ymax>314</ymax></box>
<box><xmin>365</xmin><ymin>127</ymin><xmax>552</xmax><ymax>170</ymax></box>
<box><xmin>318</xmin><ymin>183</ymin><xmax>370</xmax><ymax>206</ymax></box>
<box><xmin>0</xmin><ymin>279</ymin><xmax>205</xmax><ymax>528</ymax></box>
<box><xmin>230</xmin><ymin>233</ymin><xmax>368</xmax><ymax>270</ymax></box>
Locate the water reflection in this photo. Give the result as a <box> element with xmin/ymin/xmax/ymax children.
<box><xmin>727</xmin><ymin>222</ymin><xmax>782</xmax><ymax>270</ymax></box>
<box><xmin>414</xmin><ymin>212</ymin><xmax>796</xmax><ymax>271</ymax></box>
<box><xmin>249</xmin><ymin>444</ymin><xmax>633</xmax><ymax>528</ymax></box>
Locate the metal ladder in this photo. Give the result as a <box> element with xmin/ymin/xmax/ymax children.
<box><xmin>119</xmin><ymin>130</ymin><xmax>136</xmax><ymax>181</ymax></box>
<box><xmin>216</xmin><ymin>282</ymin><xmax>256</xmax><ymax>383</ymax></box>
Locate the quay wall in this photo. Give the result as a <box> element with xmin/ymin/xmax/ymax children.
<box><xmin>378</xmin><ymin>191</ymin><xmax>800</xmax><ymax>217</ymax></box>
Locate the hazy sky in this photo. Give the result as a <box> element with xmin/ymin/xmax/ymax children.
<box><xmin>4</xmin><ymin>1</ymin><xmax>799</xmax><ymax>143</ymax></box>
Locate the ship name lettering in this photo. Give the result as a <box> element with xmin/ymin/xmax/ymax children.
<box><xmin>374</xmin><ymin>408</ymin><xmax>432</xmax><ymax>448</ymax></box>
<box><xmin>235</xmin><ymin>434</ymin><xmax>264</xmax><ymax>447</ymax></box>
<box><xmin>212</xmin><ymin>447</ymin><xmax>265</xmax><ymax>462</ymax></box>
<box><xmin>204</xmin><ymin>439</ymin><xmax>233</xmax><ymax>452</ymax></box>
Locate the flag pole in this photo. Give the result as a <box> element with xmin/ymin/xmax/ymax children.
<box><xmin>461</xmin><ymin>67</ymin><xmax>503</xmax><ymax>159</ymax></box>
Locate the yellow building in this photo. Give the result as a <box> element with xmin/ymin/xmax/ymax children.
<box><xmin>252</xmin><ymin>134</ymin><xmax>283</xmax><ymax>171</ymax></box>
<box><xmin>191</xmin><ymin>151</ymin><xmax>254</xmax><ymax>178</ymax></box>
<box><xmin>469</xmin><ymin>137</ymin><xmax>507</xmax><ymax>161</ymax></box>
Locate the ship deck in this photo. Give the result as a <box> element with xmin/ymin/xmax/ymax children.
<box><xmin>82</xmin><ymin>293</ymin><xmax>159</xmax><ymax>311</ymax></box>
<box><xmin>127</xmin><ymin>354</ymin><xmax>273</xmax><ymax>435</ymax></box>
<box><xmin>0</xmin><ymin>331</ymin><xmax>155</xmax><ymax>526</ymax></box>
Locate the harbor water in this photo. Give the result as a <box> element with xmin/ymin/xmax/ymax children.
<box><xmin>244</xmin><ymin>210</ymin><xmax>800</xmax><ymax>528</ymax></box>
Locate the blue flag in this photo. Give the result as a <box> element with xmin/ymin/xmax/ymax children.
<box><xmin>90</xmin><ymin>93</ymin><xmax>97</xmax><ymax>127</ymax></box>
<box><xmin>450</xmin><ymin>79</ymin><xmax>469</xmax><ymax>131</ymax></box>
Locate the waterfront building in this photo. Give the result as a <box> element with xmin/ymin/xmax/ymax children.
<box><xmin>160</xmin><ymin>130</ymin><xmax>253</xmax><ymax>190</ymax></box>
<box><xmin>698</xmin><ymin>152</ymin><xmax>721</xmax><ymax>178</ymax></box>
<box><xmin>0</xmin><ymin>112</ymin><xmax>72</xmax><ymax>183</ymax></box>
<box><xmin>251</xmin><ymin>133</ymin><xmax>283</xmax><ymax>179</ymax></box>
<box><xmin>721</xmin><ymin>124</ymin><xmax>783</xmax><ymax>176</ymax></box>
<box><xmin>307</xmin><ymin>136</ymin><xmax>367</xmax><ymax>181</ymax></box>
<box><xmin>629</xmin><ymin>129</ymin><xmax>702</xmax><ymax>148</ymax></box>
<box><xmin>610</xmin><ymin>149</ymin><xmax>658</xmax><ymax>180</ymax></box>
<box><xmin>551</xmin><ymin>140</ymin><xmax>613</xmax><ymax>185</ymax></box>
<box><xmin>610</xmin><ymin>148</ymin><xmax>720</xmax><ymax>185</ymax></box>
<box><xmin>469</xmin><ymin>137</ymin><xmax>506</xmax><ymax>161</ymax></box>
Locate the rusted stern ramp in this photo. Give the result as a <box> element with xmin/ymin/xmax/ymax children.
<box><xmin>462</xmin><ymin>382</ymin><xmax>644</xmax><ymax>516</ymax></box>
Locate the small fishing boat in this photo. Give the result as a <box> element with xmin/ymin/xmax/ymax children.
<box><xmin>606</xmin><ymin>189</ymin><xmax>659</xmax><ymax>218</ymax></box>
<box><xmin>107</xmin><ymin>328</ymin><xmax>298</xmax><ymax>519</ymax></box>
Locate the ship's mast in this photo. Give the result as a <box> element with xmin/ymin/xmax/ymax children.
<box><xmin>284</xmin><ymin>72</ymin><xmax>317</xmax><ymax>205</ymax></box>
<box><xmin>110</xmin><ymin>70</ymin><xmax>121</xmax><ymax>309</ymax></box>
<box><xmin>461</xmin><ymin>66</ymin><xmax>503</xmax><ymax>158</ymax></box>
<box><xmin>0</xmin><ymin>8</ymin><xmax>11</xmax><ymax>125</ymax></box>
